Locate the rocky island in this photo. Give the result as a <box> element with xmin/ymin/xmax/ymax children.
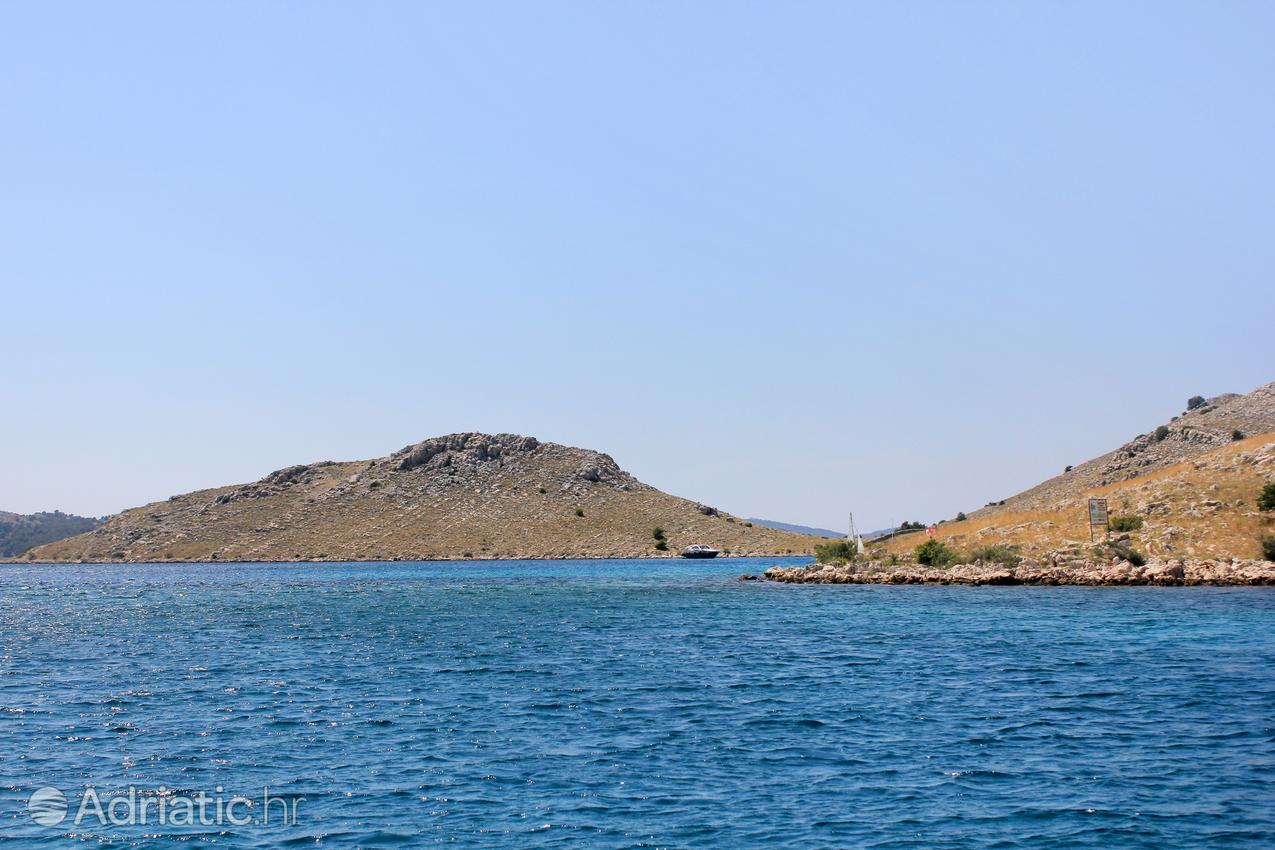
<box><xmin>767</xmin><ymin>382</ymin><xmax>1275</xmax><ymax>587</ymax></box>
<box><xmin>18</xmin><ymin>433</ymin><xmax>817</xmax><ymax>562</ymax></box>
<box><xmin>15</xmin><ymin>382</ymin><xmax>1275</xmax><ymax>577</ymax></box>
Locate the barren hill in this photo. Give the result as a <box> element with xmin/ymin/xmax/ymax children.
<box><xmin>975</xmin><ymin>381</ymin><xmax>1275</xmax><ymax>516</ymax></box>
<box><xmin>22</xmin><ymin>433</ymin><xmax>817</xmax><ymax>562</ymax></box>
<box><xmin>882</xmin><ymin>380</ymin><xmax>1275</xmax><ymax>562</ymax></box>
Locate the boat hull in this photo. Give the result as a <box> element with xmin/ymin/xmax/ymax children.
<box><xmin>680</xmin><ymin>550</ymin><xmax>720</xmax><ymax>559</ymax></box>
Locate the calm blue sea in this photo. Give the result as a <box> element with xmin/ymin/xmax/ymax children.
<box><xmin>1</xmin><ymin>558</ymin><xmax>1273</xmax><ymax>848</ymax></box>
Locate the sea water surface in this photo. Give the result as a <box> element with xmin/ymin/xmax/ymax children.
<box><xmin>1</xmin><ymin>558</ymin><xmax>1273</xmax><ymax>848</ymax></box>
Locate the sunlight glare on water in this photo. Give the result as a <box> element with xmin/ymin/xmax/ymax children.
<box><xmin>1</xmin><ymin>558</ymin><xmax>1273</xmax><ymax>848</ymax></box>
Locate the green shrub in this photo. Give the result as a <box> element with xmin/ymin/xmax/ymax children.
<box><xmin>955</xmin><ymin>512</ymin><xmax>967</xmax><ymax>522</ymax></box>
<box><xmin>1258</xmin><ymin>483</ymin><xmax>1275</xmax><ymax>512</ymax></box>
<box><xmin>654</xmin><ymin>540</ymin><xmax>669</xmax><ymax>551</ymax></box>
<box><xmin>814</xmin><ymin>539</ymin><xmax>855</xmax><ymax>563</ymax></box>
<box><xmin>538</xmin><ymin>486</ymin><xmax>547</xmax><ymax>494</ymax></box>
<box><xmin>743</xmin><ymin>521</ymin><xmax>753</xmax><ymax>527</ymax></box>
<box><xmin>915</xmin><ymin>539</ymin><xmax>958</xmax><ymax>567</ymax></box>
<box><xmin>1187</xmin><ymin>395</ymin><xmax>1206</xmax><ymax>411</ymax></box>
<box><xmin>1097</xmin><ymin>540</ymin><xmax>1145</xmax><ymax>566</ymax></box>
<box><xmin>652</xmin><ymin>527</ymin><xmax>666</xmax><ymax>541</ymax></box>
<box><xmin>1232</xmin><ymin>430</ymin><xmax>1245</xmax><ymax>441</ymax></box>
<box><xmin>1109</xmin><ymin>515</ymin><xmax>1144</xmax><ymax>532</ymax></box>
<box><xmin>1065</xmin><ymin>465</ymin><xmax>1073</xmax><ymax>473</ymax></box>
<box><xmin>1260</xmin><ymin>534</ymin><xmax>1275</xmax><ymax>562</ymax></box>
<box><xmin>1153</xmin><ymin>425</ymin><xmax>1170</xmax><ymax>442</ymax></box>
<box><xmin>967</xmin><ymin>544</ymin><xmax>1021</xmax><ymax>566</ymax></box>
<box><xmin>575</xmin><ymin>508</ymin><xmax>585</xmax><ymax>517</ymax></box>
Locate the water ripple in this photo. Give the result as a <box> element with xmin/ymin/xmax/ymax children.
<box><xmin>0</xmin><ymin>559</ymin><xmax>1273</xmax><ymax>847</ymax></box>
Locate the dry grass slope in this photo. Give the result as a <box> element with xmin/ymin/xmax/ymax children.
<box><xmin>22</xmin><ymin>433</ymin><xmax>817</xmax><ymax>562</ymax></box>
<box><xmin>874</xmin><ymin>381</ymin><xmax>1275</xmax><ymax>562</ymax></box>
<box><xmin>883</xmin><ymin>432</ymin><xmax>1275</xmax><ymax>561</ymax></box>
<box><xmin>974</xmin><ymin>381</ymin><xmax>1275</xmax><ymax>516</ymax></box>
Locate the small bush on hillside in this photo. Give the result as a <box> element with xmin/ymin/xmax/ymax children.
<box><xmin>1187</xmin><ymin>395</ymin><xmax>1206</xmax><ymax>411</ymax></box>
<box><xmin>654</xmin><ymin>540</ymin><xmax>669</xmax><ymax>551</ymax></box>
<box><xmin>915</xmin><ymin>539</ymin><xmax>958</xmax><ymax>567</ymax></box>
<box><xmin>1232</xmin><ymin>430</ymin><xmax>1245</xmax><ymax>441</ymax></box>
<box><xmin>538</xmin><ymin>486</ymin><xmax>547</xmax><ymax>494</ymax></box>
<box><xmin>967</xmin><ymin>544</ymin><xmax>1021</xmax><ymax>566</ymax></box>
<box><xmin>1097</xmin><ymin>540</ymin><xmax>1145</xmax><ymax>567</ymax></box>
<box><xmin>814</xmin><ymin>539</ymin><xmax>855</xmax><ymax>563</ymax></box>
<box><xmin>898</xmin><ymin>520</ymin><xmax>926</xmax><ymax>531</ymax></box>
<box><xmin>1259</xmin><ymin>484</ymin><xmax>1275</xmax><ymax>512</ymax></box>
<box><xmin>1065</xmin><ymin>465</ymin><xmax>1073</xmax><ymax>473</ymax></box>
<box><xmin>1109</xmin><ymin>515</ymin><xmax>1144</xmax><ymax>532</ymax></box>
<box><xmin>1153</xmin><ymin>425</ymin><xmax>1170</xmax><ymax>442</ymax></box>
<box><xmin>652</xmin><ymin>527</ymin><xmax>666</xmax><ymax>541</ymax></box>
<box><xmin>575</xmin><ymin>508</ymin><xmax>585</xmax><ymax>517</ymax></box>
<box><xmin>743</xmin><ymin>521</ymin><xmax>753</xmax><ymax>527</ymax></box>
<box><xmin>955</xmin><ymin>512</ymin><xmax>967</xmax><ymax>522</ymax></box>
<box><xmin>1260</xmin><ymin>535</ymin><xmax>1275</xmax><ymax>562</ymax></box>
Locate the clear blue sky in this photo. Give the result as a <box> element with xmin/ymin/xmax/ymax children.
<box><xmin>2</xmin><ymin>2</ymin><xmax>1272</xmax><ymax>532</ymax></box>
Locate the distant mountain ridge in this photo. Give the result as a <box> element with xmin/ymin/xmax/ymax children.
<box><xmin>0</xmin><ymin>510</ymin><xmax>103</xmax><ymax>557</ymax></box>
<box><xmin>746</xmin><ymin>518</ymin><xmax>845</xmax><ymax>538</ymax></box>
<box><xmin>22</xmin><ymin>433</ymin><xmax>819</xmax><ymax>562</ymax></box>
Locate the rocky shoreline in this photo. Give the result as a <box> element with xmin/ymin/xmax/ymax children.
<box><xmin>763</xmin><ymin>557</ymin><xmax>1275</xmax><ymax>587</ymax></box>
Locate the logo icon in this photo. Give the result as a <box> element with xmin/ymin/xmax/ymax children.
<box><xmin>28</xmin><ymin>787</ymin><xmax>68</xmax><ymax>827</ymax></box>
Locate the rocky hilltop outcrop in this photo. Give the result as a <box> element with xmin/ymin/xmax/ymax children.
<box><xmin>874</xmin><ymin>381</ymin><xmax>1275</xmax><ymax>569</ymax></box>
<box><xmin>978</xmin><ymin>381</ymin><xmax>1275</xmax><ymax>515</ymax></box>
<box><xmin>20</xmin><ymin>433</ymin><xmax>816</xmax><ymax>562</ymax></box>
